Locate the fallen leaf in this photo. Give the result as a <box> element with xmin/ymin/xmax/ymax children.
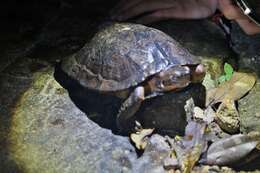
<box><xmin>202</xmin><ymin>73</ymin><xmax>216</xmax><ymax>90</ymax></box>
<box><xmin>248</xmin><ymin>131</ymin><xmax>260</xmax><ymax>150</ymax></box>
<box><xmin>206</xmin><ymin>72</ymin><xmax>256</xmax><ymax>106</ymax></box>
<box><xmin>130</xmin><ymin>128</ymin><xmax>154</xmax><ymax>150</ymax></box>
<box><xmin>203</xmin><ymin>134</ymin><xmax>258</xmax><ymax>165</ymax></box>
<box><xmin>203</xmin><ymin>106</ymin><xmax>216</xmax><ymax>124</ymax></box>
<box><xmin>218</xmin><ymin>75</ymin><xmax>226</xmax><ymax>84</ymax></box>
<box><xmin>194</xmin><ymin>106</ymin><xmax>215</xmax><ymax>124</ymax></box>
<box><xmin>167</xmin><ymin>99</ymin><xmax>208</xmax><ymax>173</ymax></box>
<box><xmin>168</xmin><ymin>139</ymin><xmax>204</xmax><ymax>173</ymax></box>
<box><xmin>215</xmin><ymin>100</ymin><xmax>239</xmax><ymax>134</ymax></box>
<box><xmin>184</xmin><ymin>98</ymin><xmax>195</xmax><ymax>122</ymax></box>
<box><xmin>194</xmin><ymin>107</ymin><xmax>205</xmax><ymax>120</ymax></box>
<box><xmin>181</xmin><ymin>144</ymin><xmax>203</xmax><ymax>173</ymax></box>
<box><xmin>183</xmin><ymin>121</ymin><xmax>207</xmax><ymax>149</ymax></box>
<box><xmin>163</xmin><ymin>155</ymin><xmax>179</xmax><ymax>170</ymax></box>
<box><xmin>204</xmin><ymin>122</ymin><xmax>231</xmax><ymax>143</ymax></box>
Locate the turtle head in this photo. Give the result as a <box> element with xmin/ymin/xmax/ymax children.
<box><xmin>154</xmin><ymin>65</ymin><xmax>191</xmax><ymax>92</ymax></box>
<box><xmin>152</xmin><ymin>64</ymin><xmax>205</xmax><ymax>92</ymax></box>
<box><xmin>189</xmin><ymin>64</ymin><xmax>205</xmax><ymax>83</ymax></box>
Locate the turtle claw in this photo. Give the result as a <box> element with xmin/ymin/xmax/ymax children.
<box><xmin>117</xmin><ymin>86</ymin><xmax>145</xmax><ymax>131</ymax></box>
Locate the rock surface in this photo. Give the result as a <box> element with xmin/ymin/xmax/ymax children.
<box><xmin>0</xmin><ymin>59</ymin><xmax>36</xmax><ymax>173</ymax></box>
<box><xmin>231</xmin><ymin>22</ymin><xmax>260</xmax><ymax>77</ymax></box>
<box><xmin>239</xmin><ymin>82</ymin><xmax>260</xmax><ymax>133</ymax></box>
<box><xmin>0</xmin><ymin>59</ymin><xmax>137</xmax><ymax>173</ymax></box>
<box><xmin>230</xmin><ymin>22</ymin><xmax>260</xmax><ymax>134</ymax></box>
<box><xmin>131</xmin><ymin>135</ymin><xmax>172</xmax><ymax>173</ymax></box>
<box><xmin>136</xmin><ymin>84</ymin><xmax>205</xmax><ymax>136</ymax></box>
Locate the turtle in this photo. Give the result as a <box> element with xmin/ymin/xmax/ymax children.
<box><xmin>61</xmin><ymin>23</ymin><xmax>205</xmax><ymax>130</ymax></box>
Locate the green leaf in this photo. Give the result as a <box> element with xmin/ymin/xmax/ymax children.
<box><xmin>224</xmin><ymin>63</ymin><xmax>233</xmax><ymax>76</ymax></box>
<box><xmin>225</xmin><ymin>73</ymin><xmax>232</xmax><ymax>81</ymax></box>
<box><xmin>217</xmin><ymin>63</ymin><xmax>234</xmax><ymax>84</ymax></box>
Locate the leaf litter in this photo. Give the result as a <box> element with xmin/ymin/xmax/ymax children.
<box><xmin>129</xmin><ymin>65</ymin><xmax>259</xmax><ymax>172</ymax></box>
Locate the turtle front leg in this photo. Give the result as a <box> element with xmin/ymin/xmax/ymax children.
<box><xmin>117</xmin><ymin>86</ymin><xmax>145</xmax><ymax>131</ymax></box>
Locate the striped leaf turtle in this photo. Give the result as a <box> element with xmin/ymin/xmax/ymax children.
<box><xmin>61</xmin><ymin>23</ymin><xmax>205</xmax><ymax>130</ymax></box>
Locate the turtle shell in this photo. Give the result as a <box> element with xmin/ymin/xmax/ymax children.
<box><xmin>61</xmin><ymin>23</ymin><xmax>200</xmax><ymax>92</ymax></box>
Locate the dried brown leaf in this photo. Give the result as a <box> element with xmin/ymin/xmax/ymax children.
<box><xmin>181</xmin><ymin>144</ymin><xmax>203</xmax><ymax>173</ymax></box>
<box><xmin>130</xmin><ymin>128</ymin><xmax>154</xmax><ymax>150</ymax></box>
<box><xmin>206</xmin><ymin>72</ymin><xmax>256</xmax><ymax>106</ymax></box>
<box><xmin>204</xmin><ymin>134</ymin><xmax>258</xmax><ymax>165</ymax></box>
<box><xmin>215</xmin><ymin>101</ymin><xmax>239</xmax><ymax>134</ymax></box>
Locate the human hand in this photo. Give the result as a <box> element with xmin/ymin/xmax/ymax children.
<box><xmin>110</xmin><ymin>0</ymin><xmax>218</xmax><ymax>24</ymax></box>
<box><xmin>218</xmin><ymin>0</ymin><xmax>260</xmax><ymax>35</ymax></box>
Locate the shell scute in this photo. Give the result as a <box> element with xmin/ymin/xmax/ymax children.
<box><xmin>62</xmin><ymin>23</ymin><xmax>200</xmax><ymax>92</ymax></box>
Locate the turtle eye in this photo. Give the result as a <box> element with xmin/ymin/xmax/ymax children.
<box><xmin>171</xmin><ymin>75</ymin><xmax>178</xmax><ymax>82</ymax></box>
<box><xmin>155</xmin><ymin>79</ymin><xmax>164</xmax><ymax>89</ymax></box>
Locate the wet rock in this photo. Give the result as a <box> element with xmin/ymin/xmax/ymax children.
<box><xmin>239</xmin><ymin>82</ymin><xmax>260</xmax><ymax>133</ymax></box>
<box><xmin>136</xmin><ymin>84</ymin><xmax>206</xmax><ymax>137</ymax></box>
<box><xmin>230</xmin><ymin>23</ymin><xmax>260</xmax><ymax>133</ymax></box>
<box><xmin>192</xmin><ymin>165</ymin><xmax>236</xmax><ymax>173</ymax></box>
<box><xmin>0</xmin><ymin>59</ymin><xmax>137</xmax><ymax>173</ymax></box>
<box><xmin>0</xmin><ymin>58</ymin><xmax>206</xmax><ymax>173</ymax></box>
<box><xmin>0</xmin><ymin>58</ymin><xmax>43</xmax><ymax>173</ymax></box>
<box><xmin>231</xmin><ymin>22</ymin><xmax>260</xmax><ymax>77</ymax></box>
<box><xmin>0</xmin><ymin>34</ymin><xmax>36</xmax><ymax>73</ymax></box>
<box><xmin>132</xmin><ymin>134</ymin><xmax>171</xmax><ymax>173</ymax></box>
<box><xmin>54</xmin><ymin>64</ymin><xmax>122</xmax><ymax>132</ymax></box>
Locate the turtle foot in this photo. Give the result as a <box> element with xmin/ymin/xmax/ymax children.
<box><xmin>117</xmin><ymin>86</ymin><xmax>145</xmax><ymax>131</ymax></box>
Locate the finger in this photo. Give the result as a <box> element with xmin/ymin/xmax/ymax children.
<box><xmin>154</xmin><ymin>4</ymin><xmax>213</xmax><ymax>19</ymax></box>
<box><xmin>236</xmin><ymin>19</ymin><xmax>260</xmax><ymax>35</ymax></box>
<box><xmin>136</xmin><ymin>2</ymin><xmax>217</xmax><ymax>24</ymax></box>
<box><xmin>218</xmin><ymin>0</ymin><xmax>248</xmax><ymax>20</ymax></box>
<box><xmin>218</xmin><ymin>0</ymin><xmax>234</xmax><ymax>6</ymax></box>
<box><xmin>135</xmin><ymin>6</ymin><xmax>189</xmax><ymax>24</ymax></box>
<box><xmin>117</xmin><ymin>0</ymin><xmax>176</xmax><ymax>21</ymax></box>
<box><xmin>222</xmin><ymin>6</ymin><xmax>248</xmax><ymax>20</ymax></box>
